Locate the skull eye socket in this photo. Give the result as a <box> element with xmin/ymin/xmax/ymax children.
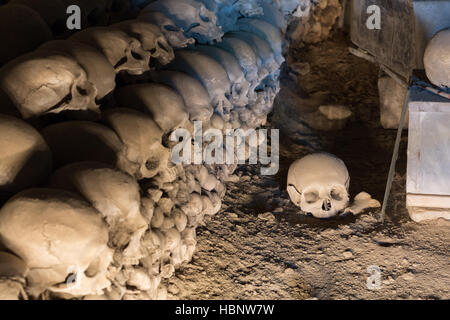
<box><xmin>164</xmin><ymin>25</ymin><xmax>179</xmax><ymax>32</ymax></box>
<box><xmin>330</xmin><ymin>187</ymin><xmax>343</xmax><ymax>201</ymax></box>
<box><xmin>199</xmin><ymin>14</ymin><xmax>210</xmax><ymax>23</ymax></box>
<box><xmin>76</xmin><ymin>86</ymin><xmax>88</xmax><ymax>96</ymax></box>
<box><xmin>304</xmin><ymin>191</ymin><xmax>319</xmax><ymax>204</ymax></box>
<box><xmin>186</xmin><ymin>23</ymin><xmax>200</xmax><ymax>32</ymax></box>
<box><xmin>145</xmin><ymin>159</ymin><xmax>159</xmax><ymax>171</ymax></box>
<box><xmin>157</xmin><ymin>41</ymin><xmax>169</xmax><ymax>53</ymax></box>
<box><xmin>131</xmin><ymin>51</ymin><xmax>143</xmax><ymax>60</ymax></box>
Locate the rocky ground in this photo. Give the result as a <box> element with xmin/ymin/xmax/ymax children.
<box><xmin>165</xmin><ymin>31</ymin><xmax>450</xmax><ymax>300</ymax></box>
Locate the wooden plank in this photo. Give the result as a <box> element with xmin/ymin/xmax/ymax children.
<box><xmin>351</xmin><ymin>0</ymin><xmax>415</xmax><ymax>78</ymax></box>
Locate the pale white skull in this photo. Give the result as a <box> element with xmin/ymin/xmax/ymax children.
<box><xmin>138</xmin><ymin>11</ymin><xmax>195</xmax><ymax>49</ymax></box>
<box><xmin>194</xmin><ymin>45</ymin><xmax>252</xmax><ymax>107</ymax></box>
<box><xmin>231</xmin><ymin>31</ymin><xmax>281</xmax><ymax>77</ymax></box>
<box><xmin>0</xmin><ymin>4</ymin><xmax>53</xmax><ymax>66</ymax></box>
<box><xmin>234</xmin><ymin>18</ymin><xmax>285</xmax><ymax>66</ymax></box>
<box><xmin>168</xmin><ymin>49</ymin><xmax>233</xmax><ymax>119</ymax></box>
<box><xmin>424</xmin><ymin>28</ymin><xmax>450</xmax><ymax>88</ymax></box>
<box><xmin>49</xmin><ymin>161</ymin><xmax>148</xmax><ymax>264</ymax></box>
<box><xmin>150</xmin><ymin>70</ymin><xmax>213</xmax><ymax>122</ymax></box>
<box><xmin>49</xmin><ymin>161</ymin><xmax>147</xmax><ymax>233</ymax></box>
<box><xmin>142</xmin><ymin>0</ymin><xmax>223</xmax><ymax>44</ymax></box>
<box><xmin>113</xmin><ymin>20</ymin><xmax>175</xmax><ymax>66</ymax></box>
<box><xmin>40</xmin><ymin>121</ymin><xmax>130</xmax><ymax>171</ymax></box>
<box><xmin>259</xmin><ymin>2</ymin><xmax>287</xmax><ymax>33</ymax></box>
<box><xmin>39</xmin><ymin>40</ymin><xmax>116</xmax><ymax>100</ymax></box>
<box><xmin>0</xmin><ymin>115</ymin><xmax>52</xmax><ymax>202</ymax></box>
<box><xmin>0</xmin><ymin>188</ymin><xmax>113</xmax><ymax>297</ymax></box>
<box><xmin>69</xmin><ymin>26</ymin><xmax>150</xmax><ymax>75</ymax></box>
<box><xmin>0</xmin><ymin>50</ymin><xmax>99</xmax><ymax>119</ymax></box>
<box><xmin>216</xmin><ymin>33</ymin><xmax>266</xmax><ymax>86</ymax></box>
<box><xmin>114</xmin><ymin>83</ymin><xmax>189</xmax><ymax>133</ymax></box>
<box><xmin>287</xmin><ymin>153</ymin><xmax>350</xmax><ymax>218</ymax></box>
<box><xmin>102</xmin><ymin>108</ymin><xmax>171</xmax><ymax>179</ymax></box>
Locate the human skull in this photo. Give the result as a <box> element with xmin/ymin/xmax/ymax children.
<box><xmin>230</xmin><ymin>31</ymin><xmax>281</xmax><ymax>77</ymax></box>
<box><xmin>39</xmin><ymin>40</ymin><xmax>116</xmax><ymax>100</ymax></box>
<box><xmin>115</xmin><ymin>83</ymin><xmax>190</xmax><ymax>133</ymax></box>
<box><xmin>142</xmin><ymin>0</ymin><xmax>223</xmax><ymax>44</ymax></box>
<box><xmin>40</xmin><ymin>121</ymin><xmax>130</xmax><ymax>171</ymax></box>
<box><xmin>49</xmin><ymin>161</ymin><xmax>147</xmax><ymax>233</ymax></box>
<box><xmin>138</xmin><ymin>11</ymin><xmax>195</xmax><ymax>49</ymax></box>
<box><xmin>259</xmin><ymin>2</ymin><xmax>287</xmax><ymax>33</ymax></box>
<box><xmin>102</xmin><ymin>108</ymin><xmax>171</xmax><ymax>179</ymax></box>
<box><xmin>0</xmin><ymin>188</ymin><xmax>113</xmax><ymax>297</ymax></box>
<box><xmin>113</xmin><ymin>20</ymin><xmax>175</xmax><ymax>66</ymax></box>
<box><xmin>287</xmin><ymin>153</ymin><xmax>350</xmax><ymax>218</ymax></box>
<box><xmin>0</xmin><ymin>115</ymin><xmax>52</xmax><ymax>202</ymax></box>
<box><xmin>167</xmin><ymin>49</ymin><xmax>233</xmax><ymax>119</ymax></box>
<box><xmin>234</xmin><ymin>18</ymin><xmax>285</xmax><ymax>66</ymax></box>
<box><xmin>150</xmin><ymin>70</ymin><xmax>213</xmax><ymax>122</ymax></box>
<box><xmin>194</xmin><ymin>45</ymin><xmax>252</xmax><ymax>107</ymax></box>
<box><xmin>49</xmin><ymin>161</ymin><xmax>148</xmax><ymax>264</ymax></box>
<box><xmin>216</xmin><ymin>33</ymin><xmax>268</xmax><ymax>94</ymax></box>
<box><xmin>0</xmin><ymin>50</ymin><xmax>98</xmax><ymax>119</ymax></box>
<box><xmin>0</xmin><ymin>4</ymin><xmax>53</xmax><ymax>66</ymax></box>
<box><xmin>69</xmin><ymin>26</ymin><xmax>150</xmax><ymax>75</ymax></box>
<box><xmin>424</xmin><ymin>28</ymin><xmax>450</xmax><ymax>88</ymax></box>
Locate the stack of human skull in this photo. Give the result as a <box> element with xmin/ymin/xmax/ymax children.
<box><xmin>0</xmin><ymin>0</ymin><xmax>330</xmax><ymax>300</ymax></box>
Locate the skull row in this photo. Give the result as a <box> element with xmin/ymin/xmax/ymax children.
<box><xmin>0</xmin><ymin>0</ymin><xmax>289</xmax><ymax>300</ymax></box>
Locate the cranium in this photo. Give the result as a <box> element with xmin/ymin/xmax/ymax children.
<box><xmin>0</xmin><ymin>115</ymin><xmax>52</xmax><ymax>202</ymax></box>
<box><xmin>49</xmin><ymin>161</ymin><xmax>148</xmax><ymax>262</ymax></box>
<box><xmin>167</xmin><ymin>49</ymin><xmax>233</xmax><ymax>119</ymax></box>
<box><xmin>216</xmin><ymin>34</ymin><xmax>266</xmax><ymax>86</ymax></box>
<box><xmin>194</xmin><ymin>45</ymin><xmax>252</xmax><ymax>107</ymax></box>
<box><xmin>40</xmin><ymin>121</ymin><xmax>130</xmax><ymax>171</ymax></box>
<box><xmin>39</xmin><ymin>40</ymin><xmax>116</xmax><ymax>100</ymax></box>
<box><xmin>0</xmin><ymin>50</ymin><xmax>99</xmax><ymax>119</ymax></box>
<box><xmin>259</xmin><ymin>2</ymin><xmax>287</xmax><ymax>33</ymax></box>
<box><xmin>287</xmin><ymin>153</ymin><xmax>350</xmax><ymax>218</ymax></box>
<box><xmin>102</xmin><ymin>108</ymin><xmax>171</xmax><ymax>179</ymax></box>
<box><xmin>138</xmin><ymin>11</ymin><xmax>195</xmax><ymax>49</ymax></box>
<box><xmin>0</xmin><ymin>4</ymin><xmax>53</xmax><ymax>66</ymax></box>
<box><xmin>150</xmin><ymin>70</ymin><xmax>213</xmax><ymax>122</ymax></box>
<box><xmin>230</xmin><ymin>31</ymin><xmax>281</xmax><ymax>77</ymax></box>
<box><xmin>216</xmin><ymin>33</ymin><xmax>273</xmax><ymax>104</ymax></box>
<box><xmin>0</xmin><ymin>188</ymin><xmax>113</xmax><ymax>297</ymax></box>
<box><xmin>424</xmin><ymin>28</ymin><xmax>450</xmax><ymax>88</ymax></box>
<box><xmin>113</xmin><ymin>20</ymin><xmax>175</xmax><ymax>66</ymax></box>
<box><xmin>115</xmin><ymin>83</ymin><xmax>189</xmax><ymax>133</ymax></box>
<box><xmin>142</xmin><ymin>0</ymin><xmax>223</xmax><ymax>44</ymax></box>
<box><xmin>10</xmin><ymin>0</ymin><xmax>67</xmax><ymax>37</ymax></box>
<box><xmin>69</xmin><ymin>26</ymin><xmax>150</xmax><ymax>75</ymax></box>
<box><xmin>234</xmin><ymin>18</ymin><xmax>285</xmax><ymax>65</ymax></box>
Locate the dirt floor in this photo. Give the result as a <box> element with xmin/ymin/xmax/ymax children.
<box><xmin>166</xmin><ymin>32</ymin><xmax>450</xmax><ymax>300</ymax></box>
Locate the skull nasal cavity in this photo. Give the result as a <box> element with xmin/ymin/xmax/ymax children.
<box><xmin>322</xmin><ymin>199</ymin><xmax>332</xmax><ymax>211</ymax></box>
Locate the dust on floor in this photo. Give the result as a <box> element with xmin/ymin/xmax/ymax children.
<box><xmin>166</xmin><ymin>32</ymin><xmax>450</xmax><ymax>300</ymax></box>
